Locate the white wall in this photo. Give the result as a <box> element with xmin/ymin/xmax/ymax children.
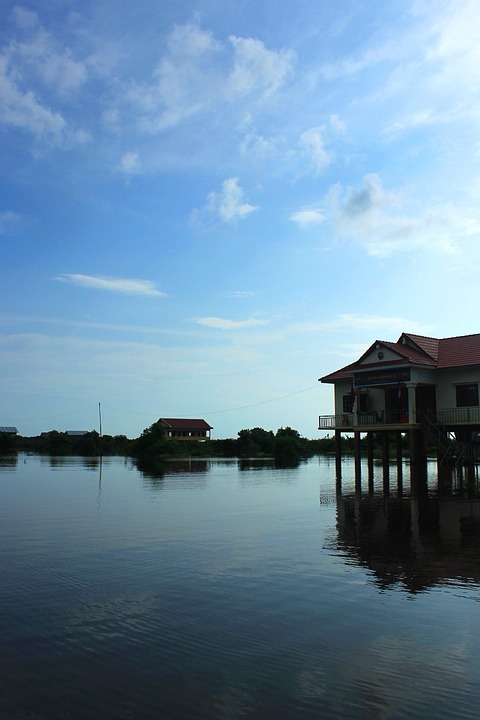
<box><xmin>436</xmin><ymin>368</ymin><xmax>480</xmax><ymax>409</ymax></box>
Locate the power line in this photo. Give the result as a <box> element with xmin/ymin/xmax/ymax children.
<box><xmin>205</xmin><ymin>384</ymin><xmax>321</xmax><ymax>415</ymax></box>
<box><xmin>11</xmin><ymin>403</ymin><xmax>99</xmax><ymax>424</ymax></box>
<box><xmin>103</xmin><ymin>384</ymin><xmax>320</xmax><ymax>419</ymax></box>
<box><xmin>10</xmin><ymin>384</ymin><xmax>321</xmax><ymax>427</ymax></box>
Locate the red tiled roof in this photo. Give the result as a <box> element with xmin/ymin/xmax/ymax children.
<box><xmin>160</xmin><ymin>418</ymin><xmax>213</xmax><ymax>430</ymax></box>
<box><xmin>320</xmin><ymin>332</ymin><xmax>480</xmax><ymax>383</ymax></box>
<box><xmin>398</xmin><ymin>333</ymin><xmax>439</xmax><ymax>361</ymax></box>
<box><xmin>437</xmin><ymin>334</ymin><xmax>480</xmax><ymax>368</ymax></box>
<box><xmin>320</xmin><ymin>363</ymin><xmax>356</xmax><ymax>384</ymax></box>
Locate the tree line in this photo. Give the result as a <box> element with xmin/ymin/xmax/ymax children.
<box><xmin>6</xmin><ymin>422</ymin><xmax>414</xmax><ymax>463</ymax></box>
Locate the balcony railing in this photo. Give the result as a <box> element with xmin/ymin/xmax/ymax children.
<box><xmin>435</xmin><ymin>407</ymin><xmax>480</xmax><ymax>424</ymax></box>
<box><xmin>319</xmin><ymin>406</ymin><xmax>480</xmax><ymax>430</ymax></box>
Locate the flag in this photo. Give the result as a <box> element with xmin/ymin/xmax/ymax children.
<box><xmin>397</xmin><ymin>382</ymin><xmax>402</xmax><ymax>404</ymax></box>
<box><xmin>350</xmin><ymin>384</ymin><xmax>356</xmax><ymax>413</ymax></box>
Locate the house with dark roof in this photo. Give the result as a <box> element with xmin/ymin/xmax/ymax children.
<box><xmin>159</xmin><ymin>418</ymin><xmax>213</xmax><ymax>441</ymax></box>
<box><xmin>319</xmin><ymin>332</ymin><xmax>480</xmax><ymax>436</ymax></box>
<box><xmin>0</xmin><ymin>427</ymin><xmax>18</xmax><ymax>435</ymax></box>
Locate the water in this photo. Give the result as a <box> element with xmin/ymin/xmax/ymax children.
<box><xmin>1</xmin><ymin>453</ymin><xmax>479</xmax><ymax>719</ymax></box>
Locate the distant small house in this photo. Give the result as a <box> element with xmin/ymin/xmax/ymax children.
<box><xmin>66</xmin><ymin>430</ymin><xmax>90</xmax><ymax>437</ymax></box>
<box><xmin>0</xmin><ymin>427</ymin><xmax>18</xmax><ymax>435</ymax></box>
<box><xmin>159</xmin><ymin>418</ymin><xmax>213</xmax><ymax>441</ymax></box>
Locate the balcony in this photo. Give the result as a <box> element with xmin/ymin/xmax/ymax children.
<box><xmin>319</xmin><ymin>407</ymin><xmax>480</xmax><ymax>431</ymax></box>
<box><xmin>319</xmin><ymin>410</ymin><xmax>409</xmax><ymax>430</ymax></box>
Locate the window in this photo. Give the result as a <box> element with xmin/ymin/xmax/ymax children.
<box><xmin>343</xmin><ymin>394</ymin><xmax>354</xmax><ymax>413</ymax></box>
<box><xmin>456</xmin><ymin>384</ymin><xmax>479</xmax><ymax>407</ymax></box>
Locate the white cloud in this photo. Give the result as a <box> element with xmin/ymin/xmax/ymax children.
<box><xmin>11</xmin><ymin>6</ymin><xmax>39</xmax><ymax>32</ymax></box>
<box><xmin>290</xmin><ymin>209</ymin><xmax>325</xmax><ymax>229</ymax></box>
<box><xmin>425</xmin><ymin>1</ymin><xmax>480</xmax><ymax>92</ymax></box>
<box><xmin>326</xmin><ymin>174</ymin><xmax>479</xmax><ymax>257</ymax></box>
<box><xmin>204</xmin><ymin>177</ymin><xmax>259</xmax><ymax>224</ymax></box>
<box><xmin>118</xmin><ymin>151</ymin><xmax>141</xmax><ymax>176</ymax></box>
<box><xmin>228</xmin><ymin>36</ymin><xmax>294</xmax><ymax>98</ymax></box>
<box><xmin>55</xmin><ymin>274</ymin><xmax>166</xmax><ymax>296</ymax></box>
<box><xmin>195</xmin><ymin>316</ymin><xmax>267</xmax><ymax>330</ymax></box>
<box><xmin>132</xmin><ymin>22</ymin><xmax>222</xmax><ymax>133</ymax></box>
<box><xmin>122</xmin><ymin>21</ymin><xmax>294</xmax><ymax>134</ymax></box>
<box><xmin>329</xmin><ymin>114</ymin><xmax>346</xmax><ymax>133</ymax></box>
<box><xmin>0</xmin><ymin>9</ymin><xmax>89</xmax><ymax>149</ymax></box>
<box><xmin>299</xmin><ymin>127</ymin><xmax>333</xmax><ymax>174</ymax></box>
<box><xmin>239</xmin><ymin>125</ymin><xmax>280</xmax><ymax>162</ymax></box>
<box><xmin>10</xmin><ymin>9</ymin><xmax>88</xmax><ymax>96</ymax></box>
<box><xmin>0</xmin><ymin>59</ymin><xmax>67</xmax><ymax>147</ymax></box>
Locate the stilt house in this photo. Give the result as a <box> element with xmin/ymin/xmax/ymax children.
<box><xmin>319</xmin><ymin>332</ymin><xmax>480</xmax><ymax>474</ymax></box>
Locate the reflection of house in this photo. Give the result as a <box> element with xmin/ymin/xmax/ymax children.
<box><xmin>160</xmin><ymin>418</ymin><xmax>213</xmax><ymax>441</ymax></box>
<box><xmin>335</xmin><ymin>492</ymin><xmax>480</xmax><ymax>593</ymax></box>
<box><xmin>319</xmin><ymin>332</ymin><xmax>480</xmax><ymax>476</ymax></box>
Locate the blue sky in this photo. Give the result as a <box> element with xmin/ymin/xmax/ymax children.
<box><xmin>1</xmin><ymin>0</ymin><xmax>480</xmax><ymax>439</ymax></box>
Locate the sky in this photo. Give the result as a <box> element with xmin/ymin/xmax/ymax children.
<box><xmin>1</xmin><ymin>0</ymin><xmax>480</xmax><ymax>439</ymax></box>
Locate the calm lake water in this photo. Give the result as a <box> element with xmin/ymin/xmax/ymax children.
<box><xmin>1</xmin><ymin>453</ymin><xmax>480</xmax><ymax>720</ymax></box>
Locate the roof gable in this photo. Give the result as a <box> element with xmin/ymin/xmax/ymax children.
<box><xmin>355</xmin><ymin>340</ymin><xmax>436</xmax><ymax>367</ymax></box>
<box><xmin>397</xmin><ymin>333</ymin><xmax>439</xmax><ymax>361</ymax></box>
<box><xmin>320</xmin><ymin>331</ymin><xmax>480</xmax><ymax>383</ymax></box>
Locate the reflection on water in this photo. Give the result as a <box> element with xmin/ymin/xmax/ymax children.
<box><xmin>1</xmin><ymin>454</ymin><xmax>480</xmax><ymax>720</ymax></box>
<box><xmin>335</xmin><ymin>493</ymin><xmax>480</xmax><ymax>593</ymax></box>
<box><xmin>0</xmin><ymin>453</ymin><xmax>18</xmax><ymax>469</ymax></box>
<box><xmin>333</xmin><ymin>459</ymin><xmax>480</xmax><ymax>593</ymax></box>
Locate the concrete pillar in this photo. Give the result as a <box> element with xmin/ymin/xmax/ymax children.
<box><xmin>367</xmin><ymin>432</ymin><xmax>374</xmax><ymax>493</ymax></box>
<box><xmin>410</xmin><ymin>429</ymin><xmax>427</xmax><ymax>492</ymax></box>
<box><xmin>396</xmin><ymin>431</ymin><xmax>403</xmax><ymax>493</ymax></box>
<box><xmin>406</xmin><ymin>383</ymin><xmax>417</xmax><ymax>424</ymax></box>
<box><xmin>354</xmin><ymin>431</ymin><xmax>361</xmax><ymax>493</ymax></box>
<box><xmin>335</xmin><ymin>430</ymin><xmax>342</xmax><ymax>487</ymax></box>
<box><xmin>382</xmin><ymin>432</ymin><xmax>390</xmax><ymax>494</ymax></box>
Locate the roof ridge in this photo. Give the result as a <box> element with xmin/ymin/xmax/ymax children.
<box><xmin>404</xmin><ymin>332</ymin><xmax>438</xmax><ymax>340</ymax></box>
<box><xmin>439</xmin><ymin>332</ymin><xmax>480</xmax><ymax>340</ymax></box>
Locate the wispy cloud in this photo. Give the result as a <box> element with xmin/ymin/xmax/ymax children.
<box><xmin>226</xmin><ymin>291</ymin><xmax>256</xmax><ymax>298</ymax></box>
<box><xmin>0</xmin><ymin>7</ymin><xmax>90</xmax><ymax>149</ymax></box>
<box><xmin>195</xmin><ymin>316</ymin><xmax>268</xmax><ymax>330</ymax></box>
<box><xmin>55</xmin><ymin>274</ymin><xmax>167</xmax><ymax>296</ymax></box>
<box><xmin>287</xmin><ymin>313</ymin><xmax>423</xmax><ymax>337</ymax></box>
<box><xmin>0</xmin><ymin>210</ymin><xmax>22</xmax><ymax>235</ymax></box>
<box><xmin>290</xmin><ymin>208</ymin><xmax>325</xmax><ymax>229</ymax></box>
<box><xmin>124</xmin><ymin>21</ymin><xmax>295</xmax><ymax>134</ymax></box>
